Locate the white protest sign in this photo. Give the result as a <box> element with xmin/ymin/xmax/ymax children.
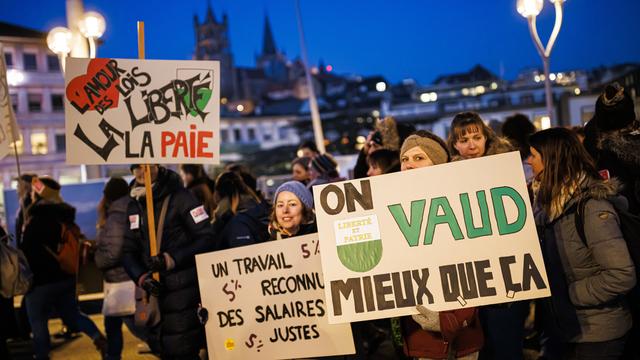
<box><xmin>314</xmin><ymin>152</ymin><xmax>550</xmax><ymax>323</ymax></box>
<box><xmin>64</xmin><ymin>58</ymin><xmax>220</xmax><ymax>164</ymax></box>
<box><xmin>0</xmin><ymin>45</ymin><xmax>20</xmax><ymax>160</ymax></box>
<box><xmin>195</xmin><ymin>234</ymin><xmax>355</xmax><ymax>359</ymax></box>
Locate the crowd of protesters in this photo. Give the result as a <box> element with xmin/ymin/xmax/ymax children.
<box><xmin>0</xmin><ymin>82</ymin><xmax>639</xmax><ymax>360</ymax></box>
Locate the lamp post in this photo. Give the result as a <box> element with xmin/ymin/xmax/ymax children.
<box><xmin>517</xmin><ymin>0</ymin><xmax>565</xmax><ymax>126</ymax></box>
<box><xmin>46</xmin><ymin>27</ymin><xmax>73</xmax><ymax>72</ymax></box>
<box><xmin>47</xmin><ymin>5</ymin><xmax>106</xmax><ymax>182</ymax></box>
<box><xmin>78</xmin><ymin>11</ymin><xmax>106</xmax><ymax>58</ymax></box>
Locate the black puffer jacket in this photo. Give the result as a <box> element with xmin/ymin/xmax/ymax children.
<box><xmin>20</xmin><ymin>200</ymin><xmax>76</xmax><ymax>287</ymax></box>
<box><xmin>94</xmin><ymin>196</ymin><xmax>131</xmax><ymax>283</ymax></box>
<box><xmin>122</xmin><ymin>168</ymin><xmax>213</xmax><ymax>358</ymax></box>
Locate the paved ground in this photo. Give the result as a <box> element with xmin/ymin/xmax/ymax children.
<box><xmin>8</xmin><ymin>314</ymin><xmax>158</xmax><ymax>360</ymax></box>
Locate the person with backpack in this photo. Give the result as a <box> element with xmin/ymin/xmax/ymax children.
<box><xmin>528</xmin><ymin>128</ymin><xmax>636</xmax><ymax>359</ymax></box>
<box><xmin>20</xmin><ymin>176</ymin><xmax>106</xmax><ymax>359</ymax></box>
<box><xmin>122</xmin><ymin>165</ymin><xmax>214</xmax><ymax>359</ymax></box>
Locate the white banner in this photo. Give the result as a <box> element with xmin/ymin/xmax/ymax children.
<box><xmin>314</xmin><ymin>152</ymin><xmax>551</xmax><ymax>323</ymax></box>
<box><xmin>64</xmin><ymin>58</ymin><xmax>220</xmax><ymax>164</ymax></box>
<box><xmin>0</xmin><ymin>45</ymin><xmax>20</xmax><ymax>160</ymax></box>
<box><xmin>195</xmin><ymin>234</ymin><xmax>355</xmax><ymax>359</ymax></box>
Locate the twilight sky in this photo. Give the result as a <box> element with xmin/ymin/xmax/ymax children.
<box><xmin>2</xmin><ymin>0</ymin><xmax>639</xmax><ymax>84</ymax></box>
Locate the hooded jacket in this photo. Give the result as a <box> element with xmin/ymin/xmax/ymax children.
<box><xmin>20</xmin><ymin>200</ymin><xmax>76</xmax><ymax>287</ymax></box>
<box><xmin>535</xmin><ymin>178</ymin><xmax>636</xmax><ymax>343</ymax></box>
<box><xmin>122</xmin><ymin>167</ymin><xmax>213</xmax><ymax>358</ymax></box>
<box><xmin>94</xmin><ymin>196</ymin><xmax>131</xmax><ymax>283</ymax></box>
<box><xmin>584</xmin><ymin>124</ymin><xmax>640</xmax><ymax>214</ymax></box>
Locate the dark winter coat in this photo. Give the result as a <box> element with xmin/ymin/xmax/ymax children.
<box><xmin>122</xmin><ymin>168</ymin><xmax>213</xmax><ymax>358</ymax></box>
<box><xmin>187</xmin><ymin>175</ymin><xmax>215</xmax><ymax>217</ymax></box>
<box><xmin>213</xmin><ymin>198</ymin><xmax>270</xmax><ymax>250</ymax></box>
<box><xmin>584</xmin><ymin>125</ymin><xmax>640</xmax><ymax>214</ymax></box>
<box><xmin>20</xmin><ymin>200</ymin><xmax>76</xmax><ymax>287</ymax></box>
<box><xmin>94</xmin><ymin>196</ymin><xmax>132</xmax><ymax>283</ymax></box>
<box><xmin>535</xmin><ymin>178</ymin><xmax>636</xmax><ymax>343</ymax></box>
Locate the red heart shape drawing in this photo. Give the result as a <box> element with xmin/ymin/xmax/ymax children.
<box><xmin>66</xmin><ymin>58</ymin><xmax>120</xmax><ymax>115</ymax></box>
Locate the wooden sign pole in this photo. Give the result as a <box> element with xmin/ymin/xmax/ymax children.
<box><xmin>137</xmin><ymin>21</ymin><xmax>159</xmax><ymax>281</ymax></box>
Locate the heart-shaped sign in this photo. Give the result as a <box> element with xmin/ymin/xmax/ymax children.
<box><xmin>66</xmin><ymin>58</ymin><xmax>121</xmax><ymax>115</ymax></box>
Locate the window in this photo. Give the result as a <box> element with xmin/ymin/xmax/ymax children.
<box><xmin>23</xmin><ymin>53</ymin><xmax>37</xmax><ymax>71</ymax></box>
<box><xmin>4</xmin><ymin>53</ymin><xmax>13</xmax><ymax>67</ymax></box>
<box><xmin>30</xmin><ymin>132</ymin><xmax>48</xmax><ymax>154</ymax></box>
<box><xmin>10</xmin><ymin>94</ymin><xmax>18</xmax><ymax>113</ymax></box>
<box><xmin>28</xmin><ymin>93</ymin><xmax>42</xmax><ymax>112</ymax></box>
<box><xmin>47</xmin><ymin>55</ymin><xmax>60</xmax><ymax>72</ymax></box>
<box><xmin>248</xmin><ymin>128</ymin><xmax>256</xmax><ymax>141</ymax></box>
<box><xmin>520</xmin><ymin>94</ymin><xmax>534</xmax><ymax>105</ymax></box>
<box><xmin>263</xmin><ymin>133</ymin><xmax>272</xmax><ymax>142</ymax></box>
<box><xmin>51</xmin><ymin>94</ymin><xmax>64</xmax><ymax>111</ymax></box>
<box><xmin>233</xmin><ymin>128</ymin><xmax>242</xmax><ymax>142</ymax></box>
<box><xmin>10</xmin><ymin>135</ymin><xmax>23</xmax><ymax>155</ymax></box>
<box><xmin>220</xmin><ymin>129</ymin><xmax>229</xmax><ymax>143</ymax></box>
<box><xmin>55</xmin><ymin>134</ymin><xmax>66</xmax><ymax>153</ymax></box>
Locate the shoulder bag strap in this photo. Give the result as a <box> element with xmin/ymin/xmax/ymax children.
<box><xmin>156</xmin><ymin>195</ymin><xmax>171</xmax><ymax>250</ymax></box>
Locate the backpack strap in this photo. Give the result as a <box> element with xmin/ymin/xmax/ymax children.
<box><xmin>156</xmin><ymin>195</ymin><xmax>171</xmax><ymax>250</ymax></box>
<box><xmin>574</xmin><ymin>196</ymin><xmax>591</xmax><ymax>246</ymax></box>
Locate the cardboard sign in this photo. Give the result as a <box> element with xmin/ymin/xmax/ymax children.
<box><xmin>195</xmin><ymin>234</ymin><xmax>355</xmax><ymax>359</ymax></box>
<box><xmin>314</xmin><ymin>152</ymin><xmax>550</xmax><ymax>323</ymax></box>
<box><xmin>0</xmin><ymin>45</ymin><xmax>20</xmax><ymax>160</ymax></box>
<box><xmin>64</xmin><ymin>58</ymin><xmax>220</xmax><ymax>164</ymax></box>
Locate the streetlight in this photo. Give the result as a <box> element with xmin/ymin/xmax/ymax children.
<box><xmin>46</xmin><ymin>27</ymin><xmax>73</xmax><ymax>72</ymax></box>
<box><xmin>517</xmin><ymin>0</ymin><xmax>566</xmax><ymax>125</ymax></box>
<box><xmin>78</xmin><ymin>11</ymin><xmax>106</xmax><ymax>58</ymax></box>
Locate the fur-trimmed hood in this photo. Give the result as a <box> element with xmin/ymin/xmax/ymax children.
<box><xmin>451</xmin><ymin>136</ymin><xmax>514</xmax><ymax>161</ymax></box>
<box><xmin>375</xmin><ymin>117</ymin><xmax>401</xmax><ymax>151</ymax></box>
<box><xmin>598</xmin><ymin>129</ymin><xmax>640</xmax><ymax>175</ymax></box>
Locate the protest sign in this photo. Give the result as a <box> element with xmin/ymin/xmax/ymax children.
<box><xmin>0</xmin><ymin>45</ymin><xmax>20</xmax><ymax>160</ymax></box>
<box><xmin>195</xmin><ymin>234</ymin><xmax>355</xmax><ymax>359</ymax></box>
<box><xmin>63</xmin><ymin>58</ymin><xmax>220</xmax><ymax>164</ymax></box>
<box><xmin>314</xmin><ymin>152</ymin><xmax>550</xmax><ymax>323</ymax></box>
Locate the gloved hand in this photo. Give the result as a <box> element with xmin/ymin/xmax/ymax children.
<box><xmin>149</xmin><ymin>254</ymin><xmax>167</xmax><ymax>272</ymax></box>
<box><xmin>411</xmin><ymin>305</ymin><xmax>441</xmax><ymax>332</ymax></box>
<box><xmin>140</xmin><ymin>273</ymin><xmax>162</xmax><ymax>298</ymax></box>
<box><xmin>149</xmin><ymin>253</ymin><xmax>176</xmax><ymax>272</ymax></box>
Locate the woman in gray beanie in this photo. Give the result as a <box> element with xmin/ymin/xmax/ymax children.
<box><xmin>269</xmin><ymin>181</ymin><xmax>317</xmax><ymax>240</ymax></box>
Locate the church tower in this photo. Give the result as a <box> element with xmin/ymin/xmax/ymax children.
<box><xmin>256</xmin><ymin>14</ymin><xmax>289</xmax><ymax>84</ymax></box>
<box><xmin>194</xmin><ymin>1</ymin><xmax>236</xmax><ymax>99</ymax></box>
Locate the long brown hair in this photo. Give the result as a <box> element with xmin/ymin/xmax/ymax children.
<box><xmin>529</xmin><ymin>127</ymin><xmax>599</xmax><ymax>216</ymax></box>
<box><xmin>214</xmin><ymin>171</ymin><xmax>260</xmax><ymax>217</ymax></box>
<box><xmin>447</xmin><ymin>112</ymin><xmax>500</xmax><ymax>157</ymax></box>
<box><xmin>97</xmin><ymin>197</ymin><xmax>109</xmax><ymax>229</ymax></box>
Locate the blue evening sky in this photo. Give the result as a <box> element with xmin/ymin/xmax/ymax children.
<box><xmin>2</xmin><ymin>0</ymin><xmax>639</xmax><ymax>84</ymax></box>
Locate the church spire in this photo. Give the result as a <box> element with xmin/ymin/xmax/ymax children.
<box><xmin>262</xmin><ymin>14</ymin><xmax>277</xmax><ymax>56</ymax></box>
<box><xmin>206</xmin><ymin>0</ymin><xmax>217</xmax><ymax>23</ymax></box>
